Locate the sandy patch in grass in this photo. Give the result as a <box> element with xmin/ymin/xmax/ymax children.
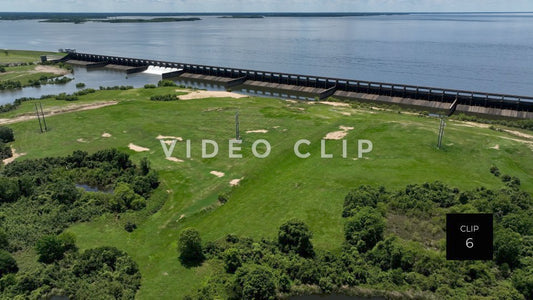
<box><xmin>128</xmin><ymin>143</ymin><xmax>149</xmax><ymax>152</ymax></box>
<box><xmin>319</xmin><ymin>101</ymin><xmax>350</xmax><ymax>107</ymax></box>
<box><xmin>324</xmin><ymin>125</ymin><xmax>354</xmax><ymax>140</ymax></box>
<box><xmin>166</xmin><ymin>157</ymin><xmax>184</xmax><ymax>163</ymax></box>
<box><xmin>0</xmin><ymin>101</ymin><xmax>118</xmax><ymax>125</ymax></box>
<box><xmin>76</xmin><ymin>138</ymin><xmax>88</xmax><ymax>143</ymax></box>
<box><xmin>2</xmin><ymin>147</ymin><xmax>26</xmax><ymax>165</ymax></box>
<box><xmin>156</xmin><ymin>135</ymin><xmax>183</xmax><ymax>141</ymax></box>
<box><xmin>230</xmin><ymin>177</ymin><xmax>244</xmax><ymax>186</ymax></box>
<box><xmin>246</xmin><ymin>129</ymin><xmax>268</xmax><ymax>134</ymax></box>
<box><xmin>34</xmin><ymin>65</ymin><xmax>69</xmax><ymax>75</ymax></box>
<box><xmin>178</xmin><ymin>90</ymin><xmax>247</xmax><ymax>100</ymax></box>
<box><xmin>210</xmin><ymin>171</ymin><xmax>225</xmax><ymax>178</ymax></box>
<box><xmin>102</xmin><ymin>132</ymin><xmax>111</xmax><ymax>138</ymax></box>
<box><xmin>454</xmin><ymin>121</ymin><xmax>491</xmax><ymax>129</ymax></box>
<box><xmin>490</xmin><ymin>145</ymin><xmax>500</xmax><ymax>150</ymax></box>
<box><xmin>503</xmin><ymin>129</ymin><xmax>533</xmax><ymax>140</ymax></box>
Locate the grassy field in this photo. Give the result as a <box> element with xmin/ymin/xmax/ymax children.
<box><xmin>0</xmin><ymin>49</ymin><xmax>61</xmax><ymax>64</ymax></box>
<box><xmin>2</xmin><ymin>87</ymin><xmax>532</xmax><ymax>298</ymax></box>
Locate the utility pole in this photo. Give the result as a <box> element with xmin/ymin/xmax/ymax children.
<box><xmin>437</xmin><ymin>97</ymin><xmax>458</xmax><ymax>149</ymax></box>
<box><xmin>35</xmin><ymin>103</ymin><xmax>43</xmax><ymax>133</ymax></box>
<box><xmin>39</xmin><ymin>102</ymin><xmax>47</xmax><ymax>132</ymax></box>
<box><xmin>437</xmin><ymin>118</ymin><xmax>446</xmax><ymax>149</ymax></box>
<box><xmin>235</xmin><ymin>110</ymin><xmax>240</xmax><ymax>140</ymax></box>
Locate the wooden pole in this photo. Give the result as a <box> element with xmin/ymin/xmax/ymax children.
<box><xmin>39</xmin><ymin>102</ymin><xmax>47</xmax><ymax>132</ymax></box>
<box><xmin>35</xmin><ymin>103</ymin><xmax>43</xmax><ymax>133</ymax></box>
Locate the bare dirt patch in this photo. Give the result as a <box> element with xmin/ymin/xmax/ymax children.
<box><xmin>156</xmin><ymin>135</ymin><xmax>183</xmax><ymax>141</ymax></box>
<box><xmin>76</xmin><ymin>138</ymin><xmax>88</xmax><ymax>143</ymax></box>
<box><xmin>210</xmin><ymin>171</ymin><xmax>225</xmax><ymax>178</ymax></box>
<box><xmin>0</xmin><ymin>101</ymin><xmax>118</xmax><ymax>125</ymax></box>
<box><xmin>166</xmin><ymin>157</ymin><xmax>184</xmax><ymax>163</ymax></box>
<box><xmin>230</xmin><ymin>177</ymin><xmax>244</xmax><ymax>186</ymax></box>
<box><xmin>2</xmin><ymin>147</ymin><xmax>26</xmax><ymax>165</ymax></box>
<box><xmin>318</xmin><ymin>101</ymin><xmax>350</xmax><ymax>107</ymax></box>
<box><xmin>246</xmin><ymin>129</ymin><xmax>268</xmax><ymax>134</ymax></box>
<box><xmin>34</xmin><ymin>65</ymin><xmax>69</xmax><ymax>75</ymax></box>
<box><xmin>178</xmin><ymin>90</ymin><xmax>248</xmax><ymax>100</ymax></box>
<box><xmin>490</xmin><ymin>144</ymin><xmax>500</xmax><ymax>150</ymax></box>
<box><xmin>128</xmin><ymin>143</ymin><xmax>150</xmax><ymax>152</ymax></box>
<box><xmin>102</xmin><ymin>132</ymin><xmax>112</xmax><ymax>138</ymax></box>
<box><xmin>503</xmin><ymin>129</ymin><xmax>533</xmax><ymax>140</ymax></box>
<box><xmin>324</xmin><ymin>125</ymin><xmax>355</xmax><ymax>140</ymax></box>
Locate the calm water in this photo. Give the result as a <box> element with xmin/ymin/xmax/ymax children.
<box><xmin>1</xmin><ymin>13</ymin><xmax>533</xmax><ymax>99</ymax></box>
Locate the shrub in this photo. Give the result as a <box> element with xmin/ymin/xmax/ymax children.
<box><xmin>35</xmin><ymin>235</ymin><xmax>66</xmax><ymax>263</ymax></box>
<box><xmin>144</xmin><ymin>84</ymin><xmax>156</xmax><ymax>89</ymax></box>
<box><xmin>178</xmin><ymin>228</ymin><xmax>203</xmax><ymax>265</ymax></box>
<box><xmin>235</xmin><ymin>265</ymin><xmax>276</xmax><ymax>300</ymax></box>
<box><xmin>0</xmin><ymin>250</ymin><xmax>18</xmax><ymax>276</ymax></box>
<box><xmin>278</xmin><ymin>219</ymin><xmax>314</xmax><ymax>257</ymax></box>
<box><xmin>0</xmin><ymin>142</ymin><xmax>12</xmax><ymax>160</ymax></box>
<box><xmin>75</xmin><ymin>82</ymin><xmax>86</xmax><ymax>88</ymax></box>
<box><xmin>150</xmin><ymin>94</ymin><xmax>179</xmax><ymax>101</ymax></box>
<box><xmin>124</xmin><ymin>222</ymin><xmax>137</xmax><ymax>232</ymax></box>
<box><xmin>223</xmin><ymin>248</ymin><xmax>242</xmax><ymax>273</ymax></box>
<box><xmin>344</xmin><ymin>207</ymin><xmax>385</xmax><ymax>252</ymax></box>
<box><xmin>0</xmin><ymin>127</ymin><xmax>14</xmax><ymax>143</ymax></box>
<box><xmin>490</xmin><ymin>166</ymin><xmax>500</xmax><ymax>177</ymax></box>
<box><xmin>157</xmin><ymin>80</ymin><xmax>177</xmax><ymax>87</ymax></box>
<box><xmin>494</xmin><ymin>228</ymin><xmax>522</xmax><ymax>268</ymax></box>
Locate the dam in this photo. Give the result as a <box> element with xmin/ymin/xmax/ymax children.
<box><xmin>63</xmin><ymin>52</ymin><xmax>533</xmax><ymax>119</ymax></box>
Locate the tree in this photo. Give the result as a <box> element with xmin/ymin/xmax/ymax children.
<box><xmin>0</xmin><ymin>142</ymin><xmax>12</xmax><ymax>160</ymax></box>
<box><xmin>223</xmin><ymin>248</ymin><xmax>242</xmax><ymax>273</ymax></box>
<box><xmin>0</xmin><ymin>127</ymin><xmax>14</xmax><ymax>143</ymax></box>
<box><xmin>35</xmin><ymin>235</ymin><xmax>72</xmax><ymax>264</ymax></box>
<box><xmin>0</xmin><ymin>230</ymin><xmax>8</xmax><ymax>251</ymax></box>
<box><xmin>278</xmin><ymin>219</ymin><xmax>314</xmax><ymax>257</ymax></box>
<box><xmin>494</xmin><ymin>228</ymin><xmax>522</xmax><ymax>268</ymax></box>
<box><xmin>0</xmin><ymin>177</ymin><xmax>20</xmax><ymax>203</ymax></box>
<box><xmin>178</xmin><ymin>228</ymin><xmax>203</xmax><ymax>265</ymax></box>
<box><xmin>139</xmin><ymin>157</ymin><xmax>150</xmax><ymax>176</ymax></box>
<box><xmin>235</xmin><ymin>265</ymin><xmax>276</xmax><ymax>300</ymax></box>
<box><xmin>112</xmin><ymin>182</ymin><xmax>145</xmax><ymax>212</ymax></box>
<box><xmin>50</xmin><ymin>180</ymin><xmax>80</xmax><ymax>204</ymax></box>
<box><xmin>0</xmin><ymin>250</ymin><xmax>17</xmax><ymax>276</ymax></box>
<box><xmin>344</xmin><ymin>207</ymin><xmax>385</xmax><ymax>253</ymax></box>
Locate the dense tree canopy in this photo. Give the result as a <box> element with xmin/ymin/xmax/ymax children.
<box><xmin>278</xmin><ymin>219</ymin><xmax>314</xmax><ymax>257</ymax></box>
<box><xmin>178</xmin><ymin>228</ymin><xmax>204</xmax><ymax>265</ymax></box>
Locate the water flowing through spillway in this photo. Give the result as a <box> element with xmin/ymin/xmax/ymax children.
<box><xmin>143</xmin><ymin>65</ymin><xmax>181</xmax><ymax>75</ymax></box>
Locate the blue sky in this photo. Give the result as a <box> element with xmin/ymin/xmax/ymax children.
<box><xmin>0</xmin><ymin>0</ymin><xmax>532</xmax><ymax>13</ymax></box>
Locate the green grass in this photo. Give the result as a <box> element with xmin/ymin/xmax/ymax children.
<box><xmin>3</xmin><ymin>89</ymin><xmax>533</xmax><ymax>299</ymax></box>
<box><xmin>0</xmin><ymin>64</ymin><xmax>65</xmax><ymax>86</ymax></box>
<box><xmin>0</xmin><ymin>49</ymin><xmax>61</xmax><ymax>64</ymax></box>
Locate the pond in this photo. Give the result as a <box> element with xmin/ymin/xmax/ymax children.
<box><xmin>75</xmin><ymin>183</ymin><xmax>113</xmax><ymax>194</ymax></box>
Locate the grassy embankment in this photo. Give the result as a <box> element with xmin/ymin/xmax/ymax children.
<box><xmin>1</xmin><ymin>83</ymin><xmax>532</xmax><ymax>298</ymax></box>
<box><xmin>0</xmin><ymin>50</ymin><xmax>68</xmax><ymax>88</ymax></box>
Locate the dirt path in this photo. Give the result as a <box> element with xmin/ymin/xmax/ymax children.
<box><xmin>0</xmin><ymin>101</ymin><xmax>118</xmax><ymax>125</ymax></box>
<box><xmin>2</xmin><ymin>147</ymin><xmax>26</xmax><ymax>165</ymax></box>
<box><xmin>178</xmin><ymin>90</ymin><xmax>248</xmax><ymax>100</ymax></box>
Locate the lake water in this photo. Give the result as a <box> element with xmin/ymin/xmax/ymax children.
<box><xmin>1</xmin><ymin>13</ymin><xmax>533</xmax><ymax>101</ymax></box>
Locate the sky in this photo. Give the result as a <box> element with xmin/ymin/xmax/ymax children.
<box><xmin>0</xmin><ymin>0</ymin><xmax>533</xmax><ymax>13</ymax></box>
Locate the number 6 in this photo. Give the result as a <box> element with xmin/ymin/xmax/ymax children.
<box><xmin>466</xmin><ymin>238</ymin><xmax>474</xmax><ymax>248</ymax></box>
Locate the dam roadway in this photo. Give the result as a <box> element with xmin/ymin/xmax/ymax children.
<box><xmin>63</xmin><ymin>52</ymin><xmax>533</xmax><ymax>119</ymax></box>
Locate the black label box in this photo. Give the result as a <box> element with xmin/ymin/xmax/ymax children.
<box><xmin>446</xmin><ymin>214</ymin><xmax>493</xmax><ymax>260</ymax></box>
